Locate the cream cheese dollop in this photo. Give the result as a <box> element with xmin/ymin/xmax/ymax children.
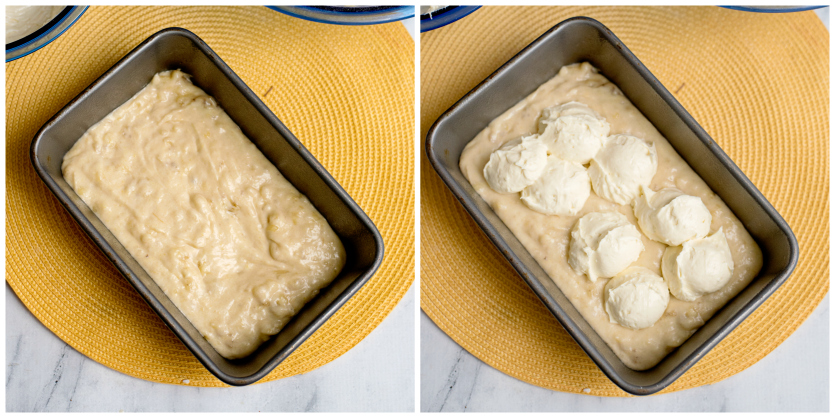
<box><xmin>568</xmin><ymin>211</ymin><xmax>645</xmax><ymax>282</ymax></box>
<box><xmin>632</xmin><ymin>186</ymin><xmax>712</xmax><ymax>246</ymax></box>
<box><xmin>520</xmin><ymin>156</ymin><xmax>590</xmax><ymax>216</ymax></box>
<box><xmin>483</xmin><ymin>135</ymin><xmax>548</xmax><ymax>193</ymax></box>
<box><xmin>537</xmin><ymin>101</ymin><xmax>610</xmax><ymax>164</ymax></box>
<box><xmin>604</xmin><ymin>266</ymin><xmax>670</xmax><ymax>330</ymax></box>
<box><xmin>588</xmin><ymin>134</ymin><xmax>658</xmax><ymax>205</ymax></box>
<box><xmin>662</xmin><ymin>228</ymin><xmax>735</xmax><ymax>302</ymax></box>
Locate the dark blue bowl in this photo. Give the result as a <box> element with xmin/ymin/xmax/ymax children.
<box><xmin>267</xmin><ymin>6</ymin><xmax>414</xmax><ymax>25</ymax></box>
<box><xmin>420</xmin><ymin>6</ymin><xmax>481</xmax><ymax>33</ymax></box>
<box><xmin>720</xmin><ymin>5</ymin><xmax>825</xmax><ymax>13</ymax></box>
<box><xmin>6</xmin><ymin>6</ymin><xmax>88</xmax><ymax>62</ymax></box>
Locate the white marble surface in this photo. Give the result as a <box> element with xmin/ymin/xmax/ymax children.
<box><xmin>815</xmin><ymin>7</ymin><xmax>830</xmax><ymax>30</ymax></box>
<box><xmin>420</xmin><ymin>294</ymin><xmax>828</xmax><ymax>412</ymax></box>
<box><xmin>420</xmin><ymin>8</ymin><xmax>830</xmax><ymax>413</ymax></box>
<box><xmin>7</xmin><ymin>283</ymin><xmax>415</xmax><ymax>412</ymax></box>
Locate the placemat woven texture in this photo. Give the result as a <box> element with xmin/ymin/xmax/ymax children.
<box><xmin>7</xmin><ymin>6</ymin><xmax>414</xmax><ymax>387</ymax></box>
<box><xmin>421</xmin><ymin>6</ymin><xmax>828</xmax><ymax>396</ymax></box>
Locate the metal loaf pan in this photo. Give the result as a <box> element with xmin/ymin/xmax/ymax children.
<box><xmin>31</xmin><ymin>28</ymin><xmax>384</xmax><ymax>386</ymax></box>
<box><xmin>425</xmin><ymin>17</ymin><xmax>798</xmax><ymax>395</ymax></box>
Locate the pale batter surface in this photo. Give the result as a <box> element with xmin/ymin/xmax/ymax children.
<box><xmin>63</xmin><ymin>70</ymin><xmax>346</xmax><ymax>359</ymax></box>
<box><xmin>460</xmin><ymin>63</ymin><xmax>763</xmax><ymax>370</ymax></box>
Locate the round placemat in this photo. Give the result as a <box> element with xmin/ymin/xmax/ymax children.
<box><xmin>7</xmin><ymin>6</ymin><xmax>414</xmax><ymax>387</ymax></box>
<box><xmin>420</xmin><ymin>6</ymin><xmax>828</xmax><ymax>396</ymax></box>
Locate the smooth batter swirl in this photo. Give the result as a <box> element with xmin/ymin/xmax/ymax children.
<box><xmin>63</xmin><ymin>70</ymin><xmax>346</xmax><ymax>359</ymax></box>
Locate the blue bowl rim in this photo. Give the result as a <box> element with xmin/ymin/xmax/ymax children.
<box><xmin>267</xmin><ymin>5</ymin><xmax>415</xmax><ymax>26</ymax></box>
<box><xmin>720</xmin><ymin>5</ymin><xmax>825</xmax><ymax>13</ymax></box>
<box><xmin>6</xmin><ymin>6</ymin><xmax>89</xmax><ymax>63</ymax></box>
<box><xmin>420</xmin><ymin>6</ymin><xmax>481</xmax><ymax>33</ymax></box>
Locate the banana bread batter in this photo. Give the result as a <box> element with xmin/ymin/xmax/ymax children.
<box><xmin>63</xmin><ymin>70</ymin><xmax>346</xmax><ymax>359</ymax></box>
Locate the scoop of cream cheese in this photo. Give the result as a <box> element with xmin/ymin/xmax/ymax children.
<box><xmin>632</xmin><ymin>186</ymin><xmax>712</xmax><ymax>246</ymax></box>
<box><xmin>604</xmin><ymin>266</ymin><xmax>670</xmax><ymax>330</ymax></box>
<box><xmin>483</xmin><ymin>135</ymin><xmax>548</xmax><ymax>193</ymax></box>
<box><xmin>6</xmin><ymin>6</ymin><xmax>64</xmax><ymax>44</ymax></box>
<box><xmin>520</xmin><ymin>156</ymin><xmax>590</xmax><ymax>216</ymax></box>
<box><xmin>588</xmin><ymin>134</ymin><xmax>658</xmax><ymax>205</ymax></box>
<box><xmin>568</xmin><ymin>211</ymin><xmax>645</xmax><ymax>282</ymax></box>
<box><xmin>537</xmin><ymin>101</ymin><xmax>610</xmax><ymax>164</ymax></box>
<box><xmin>662</xmin><ymin>228</ymin><xmax>735</xmax><ymax>302</ymax></box>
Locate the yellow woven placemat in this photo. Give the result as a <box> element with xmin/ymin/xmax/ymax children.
<box><xmin>7</xmin><ymin>6</ymin><xmax>414</xmax><ymax>387</ymax></box>
<box><xmin>421</xmin><ymin>6</ymin><xmax>828</xmax><ymax>396</ymax></box>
